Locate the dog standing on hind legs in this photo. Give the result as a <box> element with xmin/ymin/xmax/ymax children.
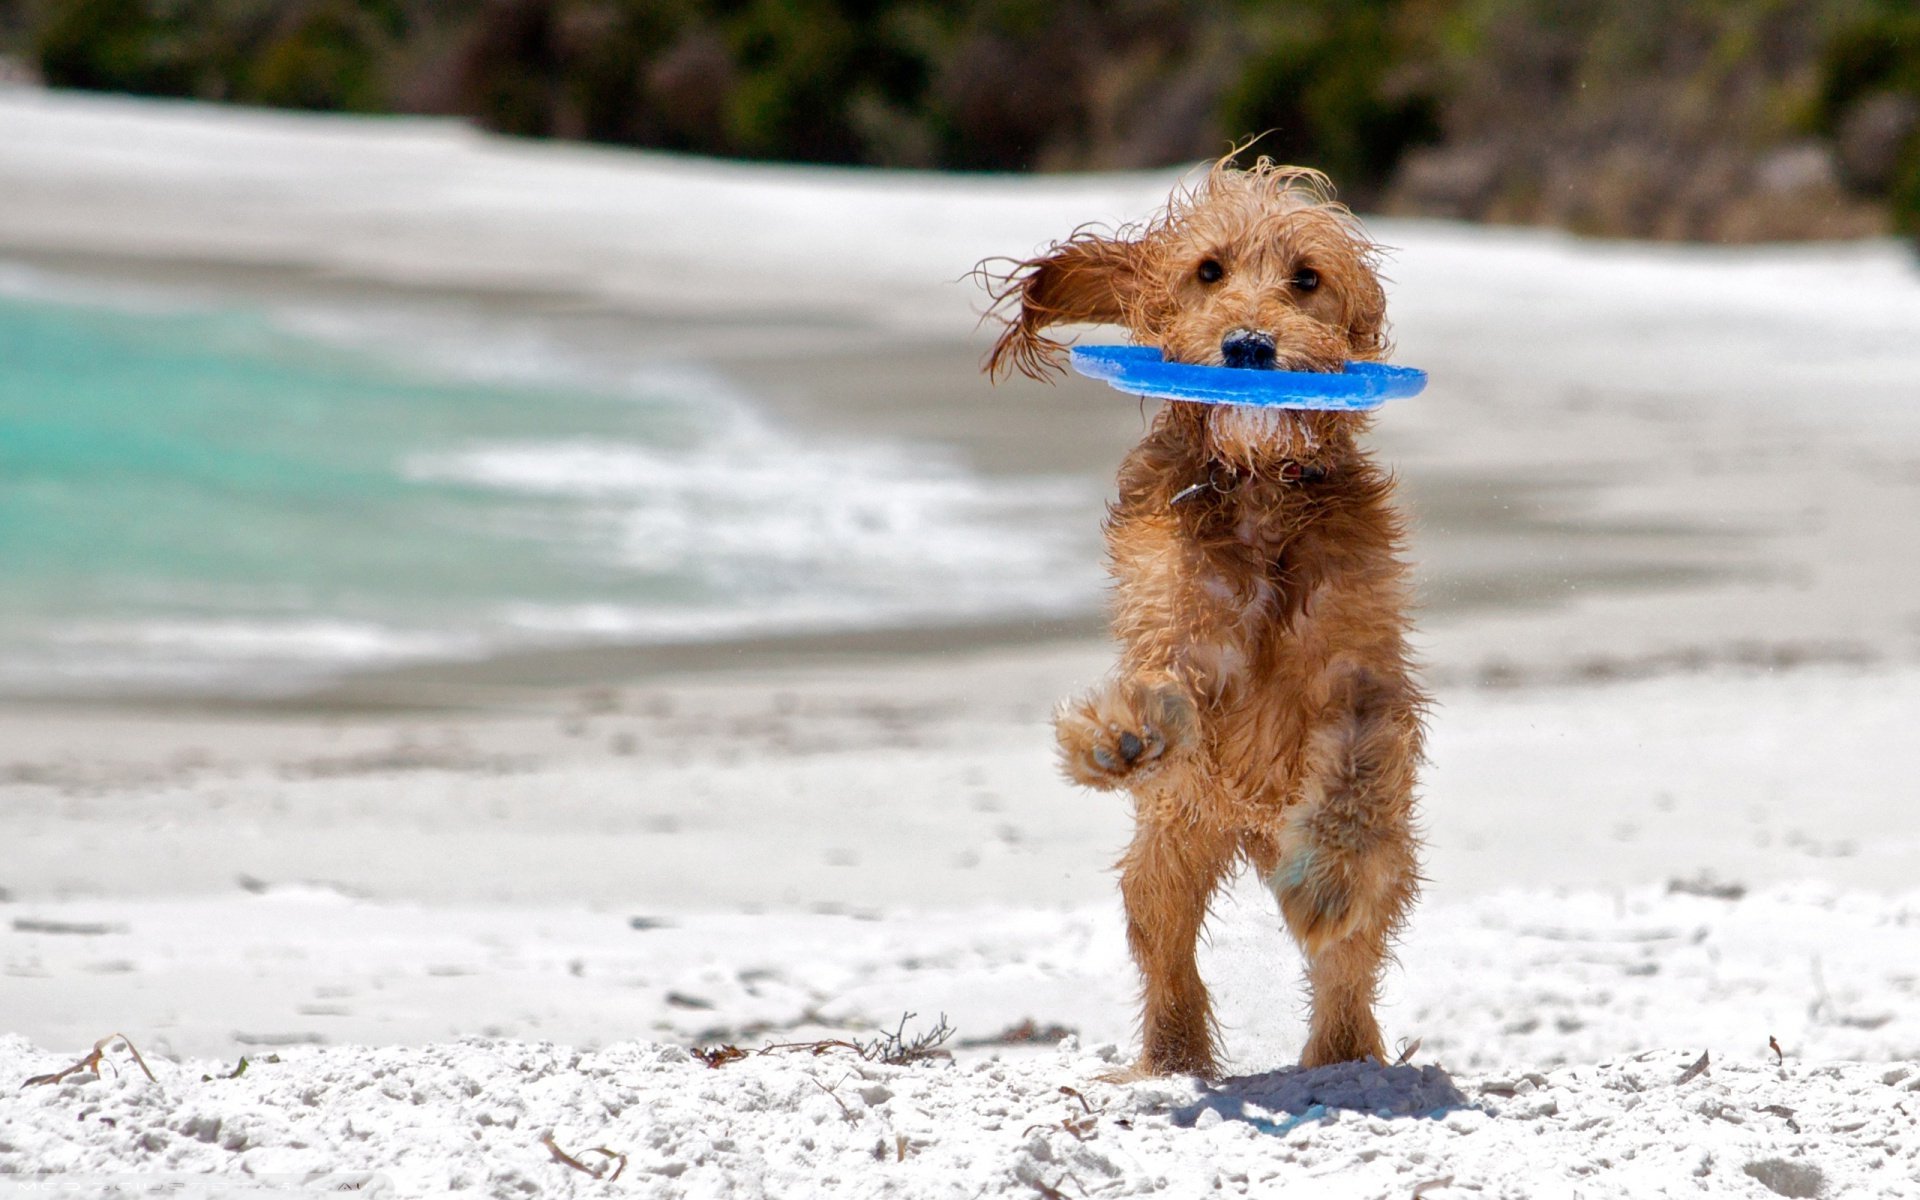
<box><xmin>980</xmin><ymin>157</ymin><xmax>1426</xmax><ymax>1078</ymax></box>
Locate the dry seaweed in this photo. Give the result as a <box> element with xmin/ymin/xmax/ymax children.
<box><xmin>540</xmin><ymin>1130</ymin><xmax>628</xmax><ymax>1182</ymax></box>
<box><xmin>21</xmin><ymin>1033</ymin><xmax>158</xmax><ymax>1089</ymax></box>
<box><xmin>698</xmin><ymin>1012</ymin><xmax>955</xmax><ymax>1069</ymax></box>
<box><xmin>1675</xmin><ymin>1050</ymin><xmax>1712</xmax><ymax>1085</ymax></box>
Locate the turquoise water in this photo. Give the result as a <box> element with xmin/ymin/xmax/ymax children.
<box><xmin>0</xmin><ymin>289</ymin><xmax>1091</xmax><ymax>695</ymax></box>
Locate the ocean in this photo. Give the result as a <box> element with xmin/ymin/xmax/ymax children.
<box><xmin>0</xmin><ymin>279</ymin><xmax>1099</xmax><ymax>698</ymax></box>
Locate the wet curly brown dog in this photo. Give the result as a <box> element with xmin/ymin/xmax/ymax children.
<box><xmin>981</xmin><ymin>157</ymin><xmax>1425</xmax><ymax>1078</ymax></box>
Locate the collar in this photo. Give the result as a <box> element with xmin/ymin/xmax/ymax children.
<box><xmin>1171</xmin><ymin>459</ymin><xmax>1329</xmax><ymax>506</ymax></box>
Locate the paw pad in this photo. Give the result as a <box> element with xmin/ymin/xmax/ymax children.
<box><xmin>1055</xmin><ymin>681</ymin><xmax>1197</xmax><ymax>789</ymax></box>
<box><xmin>1089</xmin><ymin>720</ymin><xmax>1167</xmax><ymax>775</ymax></box>
<box><xmin>1092</xmin><ymin>728</ymin><xmax>1150</xmax><ymax>770</ymax></box>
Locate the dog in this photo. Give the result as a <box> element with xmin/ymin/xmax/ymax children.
<box><xmin>981</xmin><ymin>157</ymin><xmax>1425</xmax><ymax>1078</ymax></box>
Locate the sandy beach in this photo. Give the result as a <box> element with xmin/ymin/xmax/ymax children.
<box><xmin>3</xmin><ymin>88</ymin><xmax>1920</xmax><ymax>1196</ymax></box>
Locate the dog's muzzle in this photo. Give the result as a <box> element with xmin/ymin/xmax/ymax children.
<box><xmin>1220</xmin><ymin>330</ymin><xmax>1277</xmax><ymax>370</ymax></box>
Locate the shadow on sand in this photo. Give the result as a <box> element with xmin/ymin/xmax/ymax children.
<box><xmin>1170</xmin><ymin>1060</ymin><xmax>1476</xmax><ymax>1136</ymax></box>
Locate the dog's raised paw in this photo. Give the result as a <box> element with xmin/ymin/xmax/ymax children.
<box><xmin>1054</xmin><ymin>681</ymin><xmax>1196</xmax><ymax>790</ymax></box>
<box><xmin>1057</xmin><ymin>714</ymin><xmax>1164</xmax><ymax>790</ymax></box>
<box><xmin>1091</xmin><ymin>727</ymin><xmax>1155</xmax><ymax>773</ymax></box>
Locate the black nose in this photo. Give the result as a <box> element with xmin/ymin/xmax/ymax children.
<box><xmin>1221</xmin><ymin>331</ymin><xmax>1276</xmax><ymax>369</ymax></box>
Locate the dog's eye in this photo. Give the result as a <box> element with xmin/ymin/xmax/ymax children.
<box><xmin>1196</xmin><ymin>259</ymin><xmax>1224</xmax><ymax>285</ymax></box>
<box><xmin>1292</xmin><ymin>267</ymin><xmax>1320</xmax><ymax>292</ymax></box>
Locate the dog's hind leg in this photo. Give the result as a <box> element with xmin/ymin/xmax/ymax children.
<box><xmin>1118</xmin><ymin>816</ymin><xmax>1237</xmax><ymax>1078</ymax></box>
<box><xmin>1263</xmin><ymin>661</ymin><xmax>1422</xmax><ymax>1068</ymax></box>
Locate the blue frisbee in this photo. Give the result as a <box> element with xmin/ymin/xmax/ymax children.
<box><xmin>1069</xmin><ymin>345</ymin><xmax>1426</xmax><ymax>411</ymax></box>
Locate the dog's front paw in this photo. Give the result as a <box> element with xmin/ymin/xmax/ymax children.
<box><xmin>1054</xmin><ymin>680</ymin><xmax>1197</xmax><ymax>790</ymax></box>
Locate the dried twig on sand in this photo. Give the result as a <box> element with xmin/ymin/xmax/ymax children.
<box><xmin>694</xmin><ymin>1045</ymin><xmax>748</xmax><ymax>1069</ymax></box>
<box><xmin>540</xmin><ymin>1130</ymin><xmax>628</xmax><ymax>1182</ymax></box>
<box><xmin>811</xmin><ymin>1076</ymin><xmax>862</xmax><ymax>1126</ymax></box>
<box><xmin>21</xmin><ymin>1033</ymin><xmax>158</xmax><ymax>1089</ymax></box>
<box><xmin>1023</xmin><ymin>1085</ymin><xmax>1102</xmax><ymax>1143</ymax></box>
<box><xmin>865</xmin><ymin>1011</ymin><xmax>955</xmax><ymax>1065</ymax></box>
<box><xmin>1675</xmin><ymin>1050</ymin><xmax>1712</xmax><ymax>1085</ymax></box>
<box><xmin>763</xmin><ymin>1011</ymin><xmax>956</xmax><ymax>1066</ymax></box>
<box><xmin>699</xmin><ymin>1012</ymin><xmax>956</xmax><ymax>1069</ymax></box>
<box><xmin>1761</xmin><ymin>1103</ymin><xmax>1802</xmax><ymax>1133</ymax></box>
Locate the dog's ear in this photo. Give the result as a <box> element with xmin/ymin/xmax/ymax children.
<box><xmin>1311</xmin><ymin>210</ymin><xmax>1391</xmax><ymax>361</ymax></box>
<box><xmin>980</xmin><ymin>234</ymin><xmax>1141</xmax><ymax>382</ymax></box>
<box><xmin>1339</xmin><ymin>252</ymin><xmax>1391</xmax><ymax>361</ymax></box>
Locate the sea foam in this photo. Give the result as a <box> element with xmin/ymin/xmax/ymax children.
<box><xmin>0</xmin><ymin>280</ymin><xmax>1100</xmax><ymax>696</ymax></box>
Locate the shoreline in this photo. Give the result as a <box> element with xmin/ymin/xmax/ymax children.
<box><xmin>5</xmin><ymin>638</ymin><xmax>1916</xmax><ymax>907</ymax></box>
<box><xmin>2</xmin><ymin>85</ymin><xmax>1918</xmax><ymax>1200</ymax></box>
<box><xmin>5</xmin><ymin>91</ymin><xmax>1920</xmax><ymax>710</ymax></box>
<box><xmin>0</xmin><ymin>616</ymin><xmax>1105</xmax><ymax>716</ymax></box>
<box><xmin>12</xmin><ymin>242</ymin><xmax>1909</xmax><ymax>712</ymax></box>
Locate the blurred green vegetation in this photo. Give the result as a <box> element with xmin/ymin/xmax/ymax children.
<box><xmin>1</xmin><ymin>0</ymin><xmax>1917</xmax><ymax>236</ymax></box>
<box><xmin>0</xmin><ymin>0</ymin><xmax>1444</xmax><ymax>186</ymax></box>
<box><xmin>1814</xmin><ymin>0</ymin><xmax>1920</xmax><ymax>232</ymax></box>
<box><xmin>1216</xmin><ymin>1</ymin><xmax>1436</xmax><ymax>192</ymax></box>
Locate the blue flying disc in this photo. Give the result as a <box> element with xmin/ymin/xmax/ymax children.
<box><xmin>1069</xmin><ymin>345</ymin><xmax>1426</xmax><ymax>411</ymax></box>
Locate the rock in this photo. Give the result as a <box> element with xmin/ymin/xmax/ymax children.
<box><xmin>1752</xmin><ymin>142</ymin><xmax>1839</xmax><ymax>195</ymax></box>
<box><xmin>1835</xmin><ymin>91</ymin><xmax>1920</xmax><ymax>193</ymax></box>
<box><xmin>1391</xmin><ymin>144</ymin><xmax>1507</xmax><ymax>217</ymax></box>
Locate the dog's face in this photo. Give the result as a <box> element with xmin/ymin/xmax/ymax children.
<box><xmin>984</xmin><ymin>160</ymin><xmax>1388</xmax><ymax>384</ymax></box>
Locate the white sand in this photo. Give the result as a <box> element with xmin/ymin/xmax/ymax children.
<box><xmin>6</xmin><ymin>655</ymin><xmax>1919</xmax><ymax>1195</ymax></box>
<box><xmin>3</xmin><ymin>89</ymin><xmax>1920</xmax><ymax>1197</ymax></box>
<box><xmin>2</xmin><ymin>653</ymin><xmax>1918</xmax><ymax>916</ymax></box>
<box><xmin>6</xmin><ymin>877</ymin><xmax>1920</xmax><ymax>1196</ymax></box>
<box><xmin>0</xmin><ymin>87</ymin><xmax>1167</xmax><ymax>334</ymax></box>
<box><xmin>6</xmin><ymin>1024</ymin><xmax>1916</xmax><ymax>1198</ymax></box>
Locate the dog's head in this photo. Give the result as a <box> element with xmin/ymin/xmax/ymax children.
<box><xmin>982</xmin><ymin>158</ymin><xmax>1388</xmax><ymax>383</ymax></box>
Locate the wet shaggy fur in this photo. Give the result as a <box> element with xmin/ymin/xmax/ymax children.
<box><xmin>980</xmin><ymin>159</ymin><xmax>1426</xmax><ymax>1078</ymax></box>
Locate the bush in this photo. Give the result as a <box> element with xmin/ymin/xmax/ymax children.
<box><xmin>242</xmin><ymin>1</ymin><xmax>401</xmax><ymax>111</ymax></box>
<box><xmin>33</xmin><ymin>0</ymin><xmax>198</xmax><ymax>94</ymax></box>
<box><xmin>1893</xmin><ymin>142</ymin><xmax>1920</xmax><ymax>237</ymax></box>
<box><xmin>1214</xmin><ymin>0</ymin><xmax>1437</xmax><ymax>198</ymax></box>
<box><xmin>1816</xmin><ymin>2</ymin><xmax>1920</xmax><ymax>234</ymax></box>
<box><xmin>723</xmin><ymin>0</ymin><xmax>865</xmax><ymax>160</ymax></box>
<box><xmin>927</xmin><ymin>0</ymin><xmax>1093</xmax><ymax>170</ymax></box>
<box><xmin>22</xmin><ymin>0</ymin><xmax>1909</xmax><ymax>245</ymax></box>
<box><xmin>1816</xmin><ymin>4</ymin><xmax>1920</xmax><ymax>129</ymax></box>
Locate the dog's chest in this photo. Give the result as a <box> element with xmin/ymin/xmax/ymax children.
<box><xmin>1206</xmin><ymin>484</ymin><xmax>1345</xmax><ymax>639</ymax></box>
<box><xmin>1188</xmin><ymin>480</ymin><xmax>1319</xmax><ymax>571</ymax></box>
